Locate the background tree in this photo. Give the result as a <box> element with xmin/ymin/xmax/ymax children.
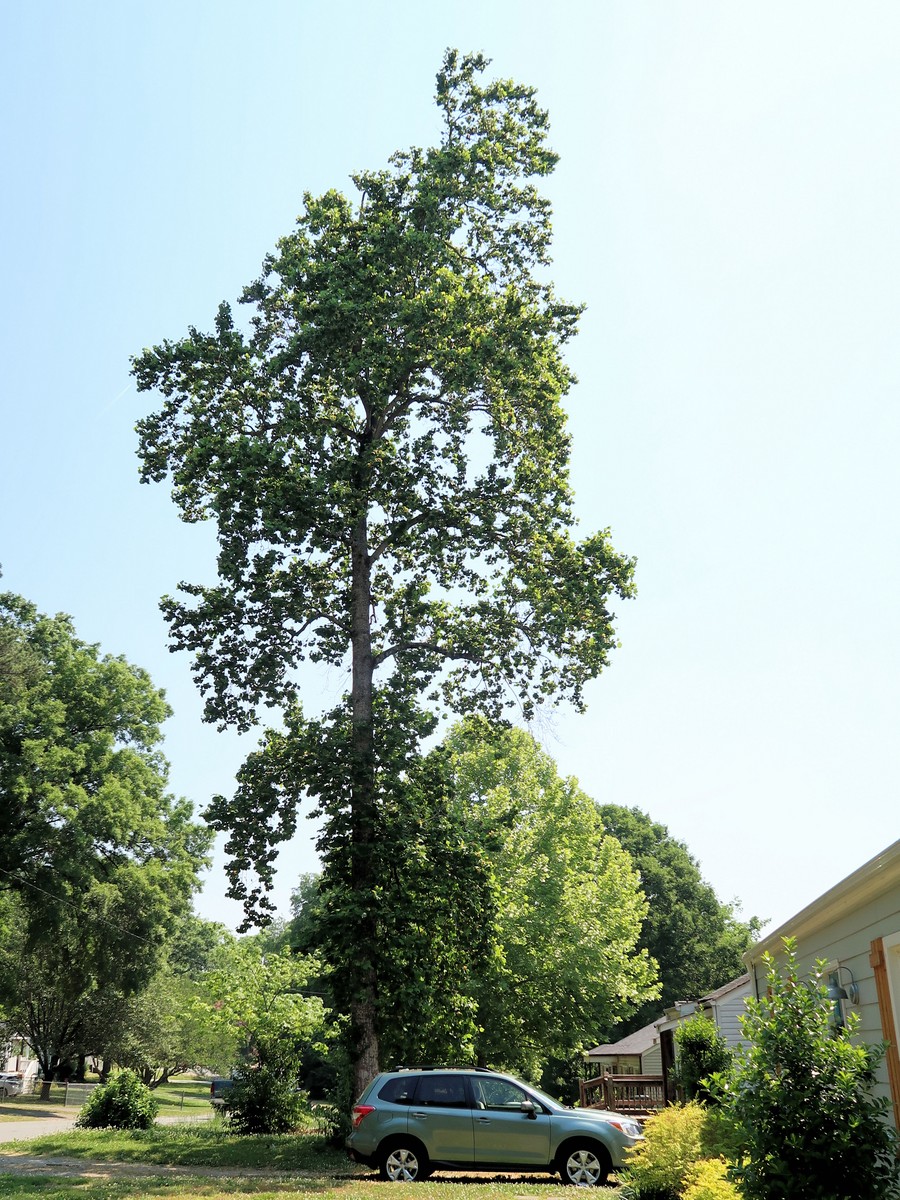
<box><xmin>597</xmin><ymin>805</ymin><xmax>760</xmax><ymax>1036</ymax></box>
<box><xmin>0</xmin><ymin>593</ymin><xmax>210</xmax><ymax>1090</ymax></box>
<box><xmin>133</xmin><ymin>51</ymin><xmax>634</xmax><ymax>1094</ymax></box>
<box><xmin>199</xmin><ymin>941</ymin><xmax>329</xmax><ymax>1072</ymax></box>
<box><xmin>0</xmin><ymin>591</ymin><xmax>210</xmax><ymax>943</ymax></box>
<box><xmin>104</xmin><ymin>971</ymin><xmax>236</xmax><ymax>1087</ymax></box>
<box><xmin>443</xmin><ymin>720</ymin><xmax>657</xmax><ymax>1078</ymax></box>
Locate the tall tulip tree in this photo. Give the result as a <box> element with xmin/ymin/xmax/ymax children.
<box><xmin>133</xmin><ymin>51</ymin><xmax>635</xmax><ymax>1095</ymax></box>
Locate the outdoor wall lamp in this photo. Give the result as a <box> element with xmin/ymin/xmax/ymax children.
<box><xmin>826</xmin><ymin>964</ymin><xmax>860</xmax><ymax>1006</ymax></box>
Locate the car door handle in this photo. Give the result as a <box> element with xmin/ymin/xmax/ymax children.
<box><xmin>477</xmin><ymin>1116</ymin><xmax>491</xmax><ymax>1123</ymax></box>
<box><xmin>411</xmin><ymin>1111</ymin><xmax>428</xmax><ymax>1119</ymax></box>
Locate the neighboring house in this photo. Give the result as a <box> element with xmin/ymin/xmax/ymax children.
<box><xmin>584</xmin><ymin>1020</ymin><xmax>663</xmax><ymax>1076</ymax></box>
<box><xmin>655</xmin><ymin>974</ymin><xmax>752</xmax><ymax>1052</ymax></box>
<box><xmin>746</xmin><ymin>838</ymin><xmax>900</xmax><ymax>1129</ymax></box>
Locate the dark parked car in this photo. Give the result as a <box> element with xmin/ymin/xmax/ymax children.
<box><xmin>347</xmin><ymin>1066</ymin><xmax>642</xmax><ymax>1186</ymax></box>
<box><xmin>208</xmin><ymin>1077</ymin><xmax>233</xmax><ymax>1108</ymax></box>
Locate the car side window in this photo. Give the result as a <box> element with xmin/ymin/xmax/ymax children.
<box><xmin>479</xmin><ymin>1077</ymin><xmax>529</xmax><ymax>1110</ymax></box>
<box><xmin>414</xmin><ymin>1073</ymin><xmax>470</xmax><ymax>1108</ymax></box>
<box><xmin>378</xmin><ymin>1076</ymin><xmax>417</xmax><ymax>1105</ymax></box>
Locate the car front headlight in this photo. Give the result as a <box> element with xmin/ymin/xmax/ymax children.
<box><xmin>608</xmin><ymin>1118</ymin><xmax>642</xmax><ymax>1139</ymax></box>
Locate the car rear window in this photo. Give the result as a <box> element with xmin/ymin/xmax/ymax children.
<box><xmin>414</xmin><ymin>1074</ymin><xmax>470</xmax><ymax>1108</ymax></box>
<box><xmin>378</xmin><ymin>1076</ymin><xmax>417</xmax><ymax>1105</ymax></box>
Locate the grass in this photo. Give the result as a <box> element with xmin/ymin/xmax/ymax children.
<box><xmin>0</xmin><ymin>1180</ymin><xmax>574</xmax><ymax>1200</ymax></box>
<box><xmin>0</xmin><ymin>1124</ymin><xmax>618</xmax><ymax>1200</ymax></box>
<box><xmin>2</xmin><ymin>1124</ymin><xmax>347</xmax><ymax>1171</ymax></box>
<box><xmin>150</xmin><ymin>1078</ymin><xmax>216</xmax><ymax>1115</ymax></box>
<box><xmin>0</xmin><ymin>1076</ymin><xmax>215</xmax><ymax>1122</ymax></box>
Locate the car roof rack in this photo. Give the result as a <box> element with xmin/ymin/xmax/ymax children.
<box><xmin>390</xmin><ymin>1065</ymin><xmax>497</xmax><ymax>1073</ymax></box>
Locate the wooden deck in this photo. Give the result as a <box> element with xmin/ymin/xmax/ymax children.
<box><xmin>579</xmin><ymin>1073</ymin><xmax>667</xmax><ymax>1117</ymax></box>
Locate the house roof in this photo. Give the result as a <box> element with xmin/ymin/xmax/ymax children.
<box><xmin>699</xmin><ymin>973</ymin><xmax>750</xmax><ymax>1004</ymax></box>
<box><xmin>585</xmin><ymin>1020</ymin><xmax>660</xmax><ymax>1058</ymax></box>
<box><xmin>749</xmin><ymin>838</ymin><xmax>900</xmax><ymax>961</ymax></box>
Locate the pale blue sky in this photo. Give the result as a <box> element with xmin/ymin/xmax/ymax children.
<box><xmin>3</xmin><ymin>2</ymin><xmax>900</xmax><ymax>937</ymax></box>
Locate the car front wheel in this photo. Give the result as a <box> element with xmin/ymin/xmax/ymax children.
<box><xmin>559</xmin><ymin>1141</ymin><xmax>610</xmax><ymax>1186</ymax></box>
<box><xmin>379</xmin><ymin>1141</ymin><xmax>431</xmax><ymax>1182</ymax></box>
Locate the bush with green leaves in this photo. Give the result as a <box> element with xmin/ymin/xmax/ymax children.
<box><xmin>75</xmin><ymin>1069</ymin><xmax>159</xmax><ymax>1130</ymax></box>
<box><xmin>620</xmin><ymin>1102</ymin><xmax>709</xmax><ymax>1200</ymax></box>
<box><xmin>222</xmin><ymin>1063</ymin><xmax>308</xmax><ymax>1135</ymax></box>
<box><xmin>714</xmin><ymin>939</ymin><xmax>900</xmax><ymax>1200</ymax></box>
<box><xmin>674</xmin><ymin>1013</ymin><xmax>731</xmax><ymax>1102</ymax></box>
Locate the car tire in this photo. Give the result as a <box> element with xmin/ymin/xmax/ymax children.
<box><xmin>0</xmin><ymin>1087</ymin><xmax>8</xmax><ymax>1101</ymax></box>
<box><xmin>557</xmin><ymin>1140</ymin><xmax>610</xmax><ymax>1186</ymax></box>
<box><xmin>379</xmin><ymin>1140</ymin><xmax>432</xmax><ymax>1182</ymax></box>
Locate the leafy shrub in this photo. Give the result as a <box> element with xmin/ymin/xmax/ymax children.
<box><xmin>75</xmin><ymin>1069</ymin><xmax>159</xmax><ymax>1130</ymax></box>
<box><xmin>683</xmin><ymin>1158</ymin><xmax>740</xmax><ymax>1200</ymax></box>
<box><xmin>674</xmin><ymin>1014</ymin><xmax>731</xmax><ymax>1102</ymax></box>
<box><xmin>619</xmin><ymin>1102</ymin><xmax>708</xmax><ymax>1200</ymax></box>
<box><xmin>222</xmin><ymin>1064</ymin><xmax>307</xmax><ymax>1135</ymax></box>
<box><xmin>714</xmin><ymin>939</ymin><xmax>900</xmax><ymax>1200</ymax></box>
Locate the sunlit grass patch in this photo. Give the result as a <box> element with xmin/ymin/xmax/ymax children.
<box><xmin>2</xmin><ymin>1125</ymin><xmax>348</xmax><ymax>1172</ymax></box>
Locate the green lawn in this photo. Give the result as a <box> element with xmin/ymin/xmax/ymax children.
<box><xmin>0</xmin><ymin>1180</ymin><xmax>570</xmax><ymax>1200</ymax></box>
<box><xmin>1</xmin><ymin>1125</ymin><xmax>347</xmax><ymax>1171</ymax></box>
<box><xmin>0</xmin><ymin>1125</ymin><xmax>613</xmax><ymax>1200</ymax></box>
<box><xmin>151</xmin><ymin>1077</ymin><xmax>216</xmax><ymax>1114</ymax></box>
<box><xmin>0</xmin><ymin>1076</ymin><xmax>214</xmax><ymax>1122</ymax></box>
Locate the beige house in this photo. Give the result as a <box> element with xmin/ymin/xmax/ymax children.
<box><xmin>584</xmin><ymin>1020</ymin><xmax>663</xmax><ymax>1076</ymax></box>
<box><xmin>746</xmin><ymin>838</ymin><xmax>900</xmax><ymax>1128</ymax></box>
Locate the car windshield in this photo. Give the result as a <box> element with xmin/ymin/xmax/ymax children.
<box><xmin>521</xmin><ymin>1083</ymin><xmax>567</xmax><ymax>1110</ymax></box>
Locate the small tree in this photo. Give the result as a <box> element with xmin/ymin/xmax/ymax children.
<box><xmin>674</xmin><ymin>1014</ymin><xmax>731</xmax><ymax>1103</ymax></box>
<box><xmin>200</xmin><ymin>943</ymin><xmax>329</xmax><ymax>1133</ymax></box>
<box><xmin>715</xmin><ymin>939</ymin><xmax>900</xmax><ymax>1200</ymax></box>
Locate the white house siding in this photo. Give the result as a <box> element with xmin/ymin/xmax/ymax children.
<box><xmin>748</xmin><ymin>869</ymin><xmax>900</xmax><ymax>1119</ymax></box>
<box><xmin>705</xmin><ymin>981</ymin><xmax>752</xmax><ymax>1050</ymax></box>
<box><xmin>642</xmin><ymin>1041</ymin><xmax>663</xmax><ymax>1075</ymax></box>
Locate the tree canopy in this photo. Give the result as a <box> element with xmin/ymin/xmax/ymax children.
<box><xmin>442</xmin><ymin>720</ymin><xmax>657</xmax><ymax>1077</ymax></box>
<box><xmin>0</xmin><ymin>591</ymin><xmax>210</xmax><ymax>945</ymax></box>
<box><xmin>291</xmin><ymin>720</ymin><xmax>657</xmax><ymax>1082</ymax></box>
<box><xmin>0</xmin><ymin>591</ymin><xmax>210</xmax><ymax>1085</ymax></box>
<box><xmin>596</xmin><ymin>804</ymin><xmax>760</xmax><ymax>1036</ymax></box>
<box><xmin>133</xmin><ymin>51</ymin><xmax>634</xmax><ymax>1093</ymax></box>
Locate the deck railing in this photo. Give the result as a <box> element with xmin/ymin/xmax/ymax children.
<box><xmin>579</xmin><ymin>1073</ymin><xmax>667</xmax><ymax>1116</ymax></box>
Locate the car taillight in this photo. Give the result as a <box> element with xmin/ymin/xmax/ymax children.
<box><xmin>352</xmin><ymin>1104</ymin><xmax>376</xmax><ymax>1129</ymax></box>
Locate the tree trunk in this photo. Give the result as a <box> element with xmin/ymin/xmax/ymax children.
<box><xmin>349</xmin><ymin>510</ymin><xmax>380</xmax><ymax>1100</ymax></box>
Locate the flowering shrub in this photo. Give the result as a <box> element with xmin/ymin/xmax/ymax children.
<box><xmin>619</xmin><ymin>1102</ymin><xmax>708</xmax><ymax>1200</ymax></box>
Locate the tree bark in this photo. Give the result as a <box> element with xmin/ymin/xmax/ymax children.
<box><xmin>349</xmin><ymin>510</ymin><xmax>380</xmax><ymax>1099</ymax></box>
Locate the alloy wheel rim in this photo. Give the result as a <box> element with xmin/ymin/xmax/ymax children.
<box><xmin>387</xmin><ymin>1150</ymin><xmax>419</xmax><ymax>1181</ymax></box>
<box><xmin>567</xmin><ymin>1149</ymin><xmax>602</xmax><ymax>1185</ymax></box>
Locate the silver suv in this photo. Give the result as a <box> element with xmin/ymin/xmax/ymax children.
<box><xmin>347</xmin><ymin>1066</ymin><xmax>642</xmax><ymax>1186</ymax></box>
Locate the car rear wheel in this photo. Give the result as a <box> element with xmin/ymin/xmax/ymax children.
<box><xmin>558</xmin><ymin>1140</ymin><xmax>610</xmax><ymax>1186</ymax></box>
<box><xmin>379</xmin><ymin>1141</ymin><xmax>431</xmax><ymax>1182</ymax></box>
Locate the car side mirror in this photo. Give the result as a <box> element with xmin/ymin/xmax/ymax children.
<box><xmin>520</xmin><ymin>1100</ymin><xmax>537</xmax><ymax>1119</ymax></box>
